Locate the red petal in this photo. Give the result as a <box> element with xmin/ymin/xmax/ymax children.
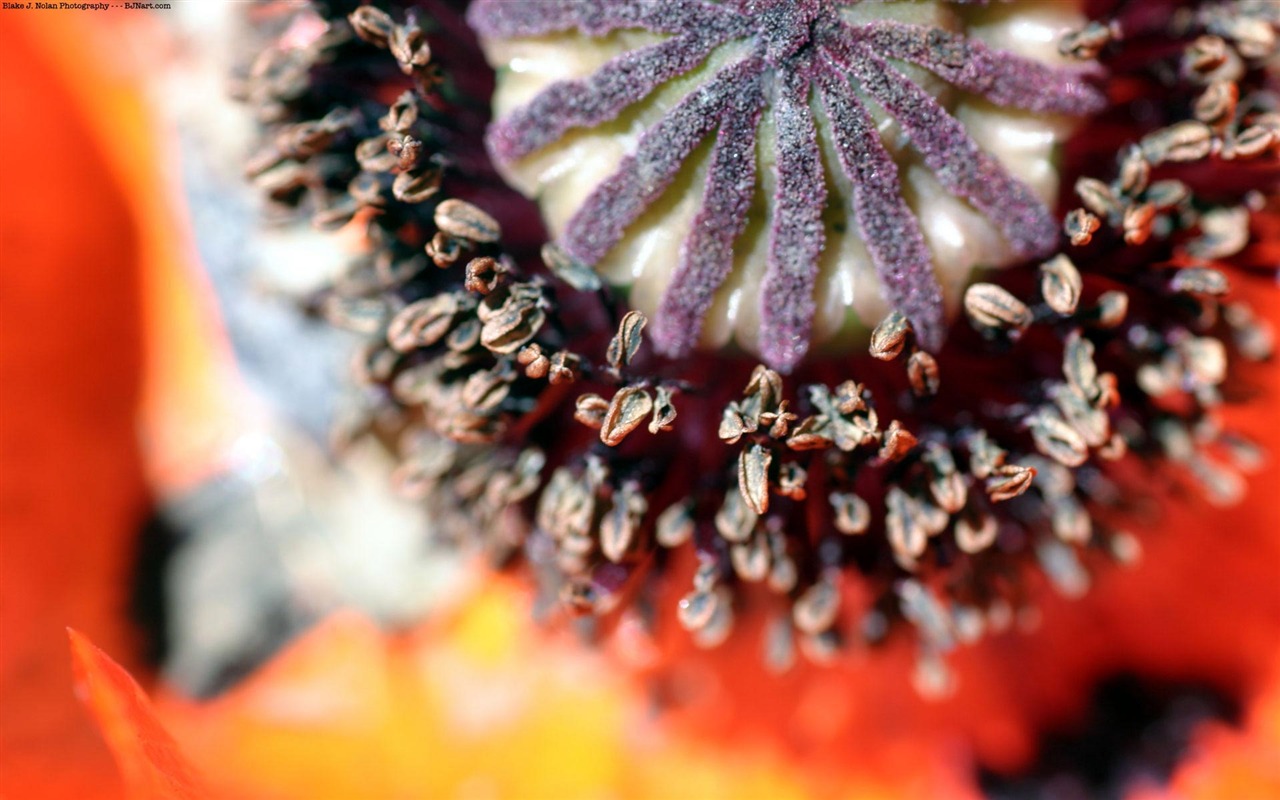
<box><xmin>69</xmin><ymin>630</ymin><xmax>208</xmax><ymax>800</ymax></box>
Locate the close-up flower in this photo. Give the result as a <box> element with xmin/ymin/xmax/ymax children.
<box><xmin>1</xmin><ymin>1</ymin><xmax>1278</xmax><ymax>799</ymax></box>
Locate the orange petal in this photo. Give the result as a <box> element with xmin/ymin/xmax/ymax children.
<box><xmin>69</xmin><ymin>630</ymin><xmax>208</xmax><ymax>800</ymax></box>
<box><xmin>1</xmin><ymin>13</ymin><xmax>150</xmax><ymax>798</ymax></box>
<box><xmin>2</xmin><ymin>9</ymin><xmax>247</xmax><ymax>793</ymax></box>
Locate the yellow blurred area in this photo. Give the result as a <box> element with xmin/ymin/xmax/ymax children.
<box><xmin>146</xmin><ymin>579</ymin><xmax>828</xmax><ymax>800</ymax></box>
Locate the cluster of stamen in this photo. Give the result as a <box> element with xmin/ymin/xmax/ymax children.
<box><xmin>240</xmin><ymin>0</ymin><xmax>1278</xmax><ymax>692</ymax></box>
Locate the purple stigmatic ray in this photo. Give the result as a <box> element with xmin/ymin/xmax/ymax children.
<box><xmin>471</xmin><ymin>1</ymin><xmax>1108</xmax><ymax>371</ymax></box>
<box><xmin>815</xmin><ymin>56</ymin><xmax>945</xmax><ymax>351</ymax></box>
<box><xmin>561</xmin><ymin>58</ymin><xmax>762</xmax><ymax>267</ymax></box>
<box><xmin>832</xmin><ymin>40</ymin><xmax>1059</xmax><ymax>258</ymax></box>
<box><xmin>759</xmin><ymin>65</ymin><xmax>828</xmax><ymax>373</ymax></box>
<box><xmin>652</xmin><ymin>65</ymin><xmax>766</xmax><ymax>358</ymax></box>
<box><xmin>467</xmin><ymin>0</ymin><xmax>740</xmax><ymax>39</ymax></box>
<box><xmin>847</xmin><ymin>21</ymin><xmax>1106</xmax><ymax>115</ymax></box>
<box><xmin>487</xmin><ymin>31</ymin><xmax>729</xmax><ymax>163</ymax></box>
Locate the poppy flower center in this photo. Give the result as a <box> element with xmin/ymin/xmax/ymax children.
<box><xmin>238</xmin><ymin>0</ymin><xmax>1280</xmax><ymax>697</ymax></box>
<box><xmin>469</xmin><ymin>0</ymin><xmax>1103</xmax><ymax>371</ymax></box>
